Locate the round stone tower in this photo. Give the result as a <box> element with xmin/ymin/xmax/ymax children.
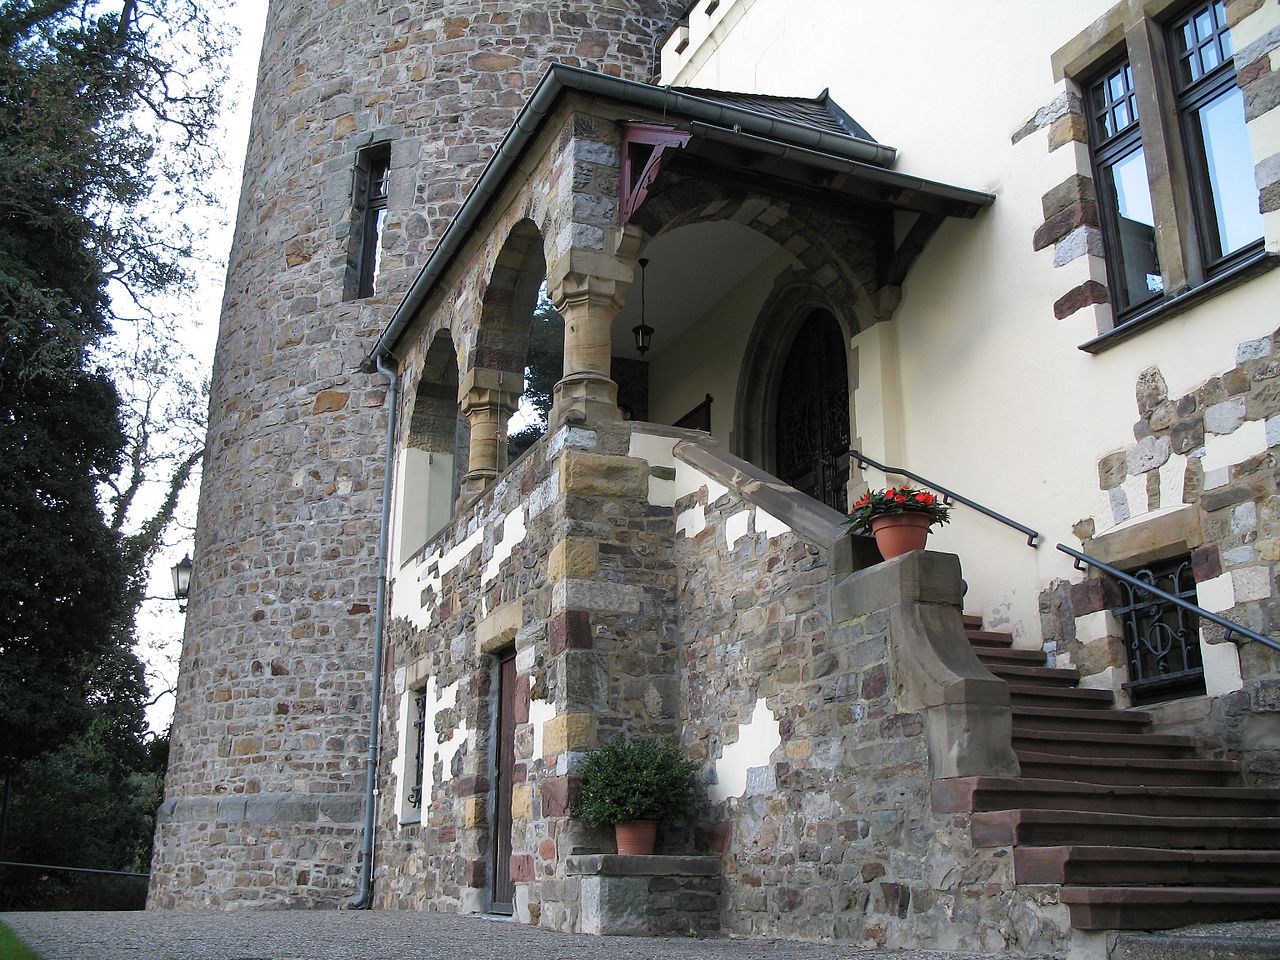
<box><xmin>148</xmin><ymin>0</ymin><xmax>684</xmax><ymax>909</ymax></box>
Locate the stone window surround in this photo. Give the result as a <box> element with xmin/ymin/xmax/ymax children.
<box><xmin>343</xmin><ymin>139</ymin><xmax>393</xmax><ymax>302</ymax></box>
<box><xmin>1073</xmin><ymin>504</ymin><xmax>1243</xmax><ymax>702</ymax></box>
<box><xmin>394</xmin><ymin>657</ymin><xmax>433</xmax><ymax>828</ymax></box>
<box><xmin>1050</xmin><ymin>0</ymin><xmax>1274</xmax><ymax>350</ymax></box>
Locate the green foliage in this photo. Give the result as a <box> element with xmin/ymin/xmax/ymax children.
<box><xmin>845</xmin><ymin>483</ymin><xmax>952</xmax><ymax>533</ymax></box>
<box><xmin>575</xmin><ymin>737</ymin><xmax>699</xmax><ymax>828</ymax></box>
<box><xmin>0</xmin><ymin>0</ymin><xmax>226</xmax><ymax>904</ymax></box>
<box><xmin>0</xmin><ymin>921</ymin><xmax>41</xmax><ymax>960</ymax></box>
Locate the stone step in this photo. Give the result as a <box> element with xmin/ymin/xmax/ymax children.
<box><xmin>974</xmin><ymin>647</ymin><xmax>1050</xmax><ymax>667</ymax></box>
<box><xmin>1015</xmin><ymin>751</ymin><xmax>1240</xmax><ymax>788</ymax></box>
<box><xmin>1112</xmin><ymin>921</ymin><xmax>1280</xmax><ymax>960</ymax></box>
<box><xmin>1015</xmin><ymin>846</ymin><xmax>1280</xmax><ymax>886</ymax></box>
<box><xmin>982</xmin><ymin>662</ymin><xmax>1081</xmax><ymax>686</ymax></box>
<box><xmin>971</xmin><ymin>809</ymin><xmax>1280</xmax><ymax>849</ymax></box>
<box><xmin>1011</xmin><ymin>728</ymin><xmax>1200</xmax><ymax>760</ymax></box>
<box><xmin>1007</xmin><ymin>683</ymin><xmax>1116</xmax><ymax>709</ymax></box>
<box><xmin>964</xmin><ymin>629</ymin><xmax>1014</xmax><ymax>648</ymax></box>
<box><xmin>1059</xmin><ymin>886</ymin><xmax>1280</xmax><ymax>930</ymax></box>
<box><xmin>1012</xmin><ymin>704</ymin><xmax>1151</xmax><ymax>734</ymax></box>
<box><xmin>962</xmin><ymin>614</ymin><xmax>983</xmax><ymax>629</ymax></box>
<box><xmin>933</xmin><ymin>777</ymin><xmax>1280</xmax><ymax>818</ymax></box>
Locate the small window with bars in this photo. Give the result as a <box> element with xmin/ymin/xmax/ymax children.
<box><xmin>1113</xmin><ymin>554</ymin><xmax>1206</xmax><ymax>704</ymax></box>
<box><xmin>407</xmin><ymin>687</ymin><xmax>428</xmax><ymax>812</ymax></box>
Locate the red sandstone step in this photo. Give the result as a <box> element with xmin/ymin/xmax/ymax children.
<box><xmin>963</xmin><ymin>614</ymin><xmax>983</xmax><ymax>629</ymax></box>
<box><xmin>1011</xmin><ymin>728</ymin><xmax>1199</xmax><ymax>760</ymax></box>
<box><xmin>1015</xmin><ymin>751</ymin><xmax>1240</xmax><ymax>788</ymax></box>
<box><xmin>1058</xmin><ymin>886</ymin><xmax>1280</xmax><ymax>930</ymax></box>
<box><xmin>974</xmin><ymin>647</ymin><xmax>1050</xmax><ymax>668</ymax></box>
<box><xmin>1012</xmin><ymin>705</ymin><xmax>1150</xmax><ymax>734</ymax></box>
<box><xmin>971</xmin><ymin>809</ymin><xmax>1280</xmax><ymax>849</ymax></box>
<box><xmin>965</xmin><ymin>629</ymin><xmax>1015</xmax><ymax>647</ymax></box>
<box><xmin>982</xmin><ymin>663</ymin><xmax>1081</xmax><ymax>686</ymax></box>
<box><xmin>933</xmin><ymin>777</ymin><xmax>1280</xmax><ymax>818</ymax></box>
<box><xmin>1015</xmin><ymin>846</ymin><xmax>1280</xmax><ymax>886</ymax></box>
<box><xmin>1007</xmin><ymin>684</ymin><xmax>1116</xmax><ymax>709</ymax></box>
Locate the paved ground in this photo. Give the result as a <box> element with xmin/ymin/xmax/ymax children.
<box><xmin>0</xmin><ymin>910</ymin><xmax>1043</xmax><ymax>960</ymax></box>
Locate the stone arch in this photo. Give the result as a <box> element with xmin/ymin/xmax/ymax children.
<box><xmin>733</xmin><ymin>272</ymin><xmax>856</xmax><ymax>495</ymax></box>
<box><xmin>472</xmin><ymin>218</ymin><xmax>548</xmax><ymax>377</ymax></box>
<box><xmin>630</xmin><ymin>174</ymin><xmax>884</xmax><ymax>331</ymax></box>
<box><xmin>398</xmin><ymin>329</ymin><xmax>464</xmax><ymax>561</ymax></box>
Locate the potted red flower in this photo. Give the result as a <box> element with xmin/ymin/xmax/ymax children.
<box><xmin>847</xmin><ymin>484</ymin><xmax>951</xmax><ymax>559</ymax></box>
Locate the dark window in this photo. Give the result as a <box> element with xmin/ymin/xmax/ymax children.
<box><xmin>407</xmin><ymin>687</ymin><xmax>427</xmax><ymax>814</ymax></box>
<box><xmin>1113</xmin><ymin>555</ymin><xmax>1206</xmax><ymax>704</ymax></box>
<box><xmin>1170</xmin><ymin>1</ymin><xmax>1264</xmax><ymax>268</ymax></box>
<box><xmin>347</xmin><ymin>144</ymin><xmax>391</xmax><ymax>300</ymax></box>
<box><xmin>1082</xmin><ymin>3</ymin><xmax>1263</xmax><ymax>324</ymax></box>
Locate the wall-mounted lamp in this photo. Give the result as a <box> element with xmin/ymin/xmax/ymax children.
<box><xmin>171</xmin><ymin>553</ymin><xmax>193</xmax><ymax>613</ymax></box>
<box><xmin>632</xmin><ymin>257</ymin><xmax>654</xmax><ymax>356</ymax></box>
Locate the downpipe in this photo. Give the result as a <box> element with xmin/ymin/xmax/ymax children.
<box><xmin>348</xmin><ymin>351</ymin><xmax>399</xmax><ymax>909</ymax></box>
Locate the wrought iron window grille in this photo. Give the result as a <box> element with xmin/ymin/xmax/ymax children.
<box><xmin>1110</xmin><ymin>555</ymin><xmax>1205</xmax><ymax>702</ymax></box>
<box><xmin>407</xmin><ymin>689</ymin><xmax>427</xmax><ymax>810</ymax></box>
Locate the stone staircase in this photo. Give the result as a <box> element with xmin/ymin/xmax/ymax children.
<box><xmin>932</xmin><ymin>615</ymin><xmax>1280</xmax><ymax>932</ymax></box>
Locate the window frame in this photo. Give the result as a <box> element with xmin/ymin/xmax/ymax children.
<box><xmin>1068</xmin><ymin>2</ymin><xmax>1269</xmax><ymax>339</ymax></box>
<box><xmin>345</xmin><ymin>142</ymin><xmax>392</xmax><ymax>301</ymax></box>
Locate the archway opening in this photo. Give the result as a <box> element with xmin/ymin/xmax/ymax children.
<box><xmin>398</xmin><ymin>330</ymin><xmax>462</xmax><ymax>561</ymax></box>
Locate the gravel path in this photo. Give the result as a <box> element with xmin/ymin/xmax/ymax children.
<box><xmin>0</xmin><ymin>910</ymin><xmax>1040</xmax><ymax>960</ymax></box>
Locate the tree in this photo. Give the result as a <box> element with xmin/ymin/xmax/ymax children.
<box><xmin>0</xmin><ymin>0</ymin><xmax>226</xmax><ymax>899</ymax></box>
<box><xmin>507</xmin><ymin>289</ymin><xmax>564</xmax><ymax>459</ymax></box>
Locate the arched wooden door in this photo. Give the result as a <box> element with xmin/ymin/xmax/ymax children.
<box><xmin>774</xmin><ymin>309</ymin><xmax>850</xmax><ymax>511</ymax></box>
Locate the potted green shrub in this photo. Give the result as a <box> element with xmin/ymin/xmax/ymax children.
<box><xmin>575</xmin><ymin>737</ymin><xmax>699</xmax><ymax>855</ymax></box>
<box><xmin>847</xmin><ymin>484</ymin><xmax>952</xmax><ymax>559</ymax></box>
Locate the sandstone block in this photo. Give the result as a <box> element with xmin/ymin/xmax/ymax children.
<box><xmin>463</xmin><ymin>797</ymin><xmax>486</xmax><ymax>828</ymax></box>
<box><xmin>312</xmin><ymin>390</ymin><xmax>349</xmax><ymax>414</ymax></box>
<box><xmin>542</xmin><ymin>713</ymin><xmax>596</xmax><ymax>757</ymax></box>
<box><xmin>511</xmin><ymin>784</ymin><xmax>532</xmax><ymax>821</ymax></box>
<box><xmin>476</xmin><ymin>600</ymin><xmax>522</xmax><ymax>653</ymax></box>
<box><xmin>548</xmin><ymin>538</ymin><xmax>598</xmax><ymax>583</ymax></box>
<box><xmin>560</xmin><ymin>450</ymin><xmax>648</xmax><ymax>499</ymax></box>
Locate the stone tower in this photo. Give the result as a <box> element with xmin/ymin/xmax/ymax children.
<box><xmin>148</xmin><ymin>0</ymin><xmax>683</xmax><ymax>908</ymax></box>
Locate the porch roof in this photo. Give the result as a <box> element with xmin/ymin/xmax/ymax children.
<box><xmin>366</xmin><ymin>64</ymin><xmax>994</xmax><ymax>367</ymax></box>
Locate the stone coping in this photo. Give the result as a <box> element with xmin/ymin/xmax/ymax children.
<box><xmin>564</xmin><ymin>854</ymin><xmax>720</xmax><ymax>877</ymax></box>
<box><xmin>672</xmin><ymin>439</ymin><xmax>878</xmax><ymax>577</ymax></box>
<box><xmin>156</xmin><ymin>792</ymin><xmax>362</xmax><ymax>825</ymax></box>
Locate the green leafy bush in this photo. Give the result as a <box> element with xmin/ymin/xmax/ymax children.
<box><xmin>575</xmin><ymin>738</ymin><xmax>698</xmax><ymax>828</ymax></box>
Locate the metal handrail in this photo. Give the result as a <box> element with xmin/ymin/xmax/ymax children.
<box><xmin>0</xmin><ymin>859</ymin><xmax>149</xmax><ymax>879</ymax></box>
<box><xmin>849</xmin><ymin>449</ymin><xmax>1040</xmax><ymax>547</ymax></box>
<box><xmin>1056</xmin><ymin>543</ymin><xmax>1280</xmax><ymax>652</ymax></box>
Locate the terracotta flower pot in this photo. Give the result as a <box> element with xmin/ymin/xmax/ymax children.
<box><xmin>614</xmin><ymin>820</ymin><xmax>657</xmax><ymax>855</ymax></box>
<box><xmin>869</xmin><ymin>512</ymin><xmax>933</xmax><ymax>560</ymax></box>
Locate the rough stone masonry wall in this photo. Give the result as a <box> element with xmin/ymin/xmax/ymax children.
<box><xmin>154</xmin><ymin>0</ymin><xmax>686</xmax><ymax>908</ymax></box>
<box><xmin>1042</xmin><ymin>326</ymin><xmax>1280</xmax><ymax>784</ymax></box>
<box><xmin>373</xmin><ymin>420</ymin><xmax>679</xmax><ymax>930</ymax></box>
<box><xmin>670</xmin><ymin>456</ymin><xmax>1070</xmax><ymax>956</ymax></box>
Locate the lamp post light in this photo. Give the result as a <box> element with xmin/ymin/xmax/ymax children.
<box><xmin>171</xmin><ymin>553</ymin><xmax>193</xmax><ymax>613</ymax></box>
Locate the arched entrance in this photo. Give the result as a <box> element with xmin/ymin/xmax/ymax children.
<box><xmin>774</xmin><ymin>309</ymin><xmax>851</xmax><ymax>511</ymax></box>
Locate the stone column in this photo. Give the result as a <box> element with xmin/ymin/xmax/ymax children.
<box><xmin>549</xmin><ymin>270</ymin><xmax>630</xmax><ymax>425</ymax></box>
<box><xmin>459</xmin><ymin>367</ymin><xmax>520</xmax><ymax>499</ymax></box>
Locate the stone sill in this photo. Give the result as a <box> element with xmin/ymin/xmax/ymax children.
<box><xmin>565</xmin><ymin>854</ymin><xmax>720</xmax><ymax>877</ymax></box>
<box><xmin>1079</xmin><ymin>250</ymin><xmax>1280</xmax><ymax>354</ymax></box>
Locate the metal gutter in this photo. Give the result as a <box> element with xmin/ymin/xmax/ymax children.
<box><xmin>363</xmin><ymin>64</ymin><xmax>899</xmax><ymax>367</ymax></box>
<box><xmin>348</xmin><ymin>351</ymin><xmax>399</xmax><ymax>909</ymax></box>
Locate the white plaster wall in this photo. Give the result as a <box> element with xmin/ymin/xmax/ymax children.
<box><xmin>394</xmin><ymin>448</ymin><xmax>455</xmax><ymax>565</ymax></box>
<box><xmin>654</xmin><ymin>0</ymin><xmax>1280</xmax><ymax>646</ymax></box>
<box><xmin>647</xmin><ymin>246</ymin><xmax>795</xmax><ymax>444</ymax></box>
